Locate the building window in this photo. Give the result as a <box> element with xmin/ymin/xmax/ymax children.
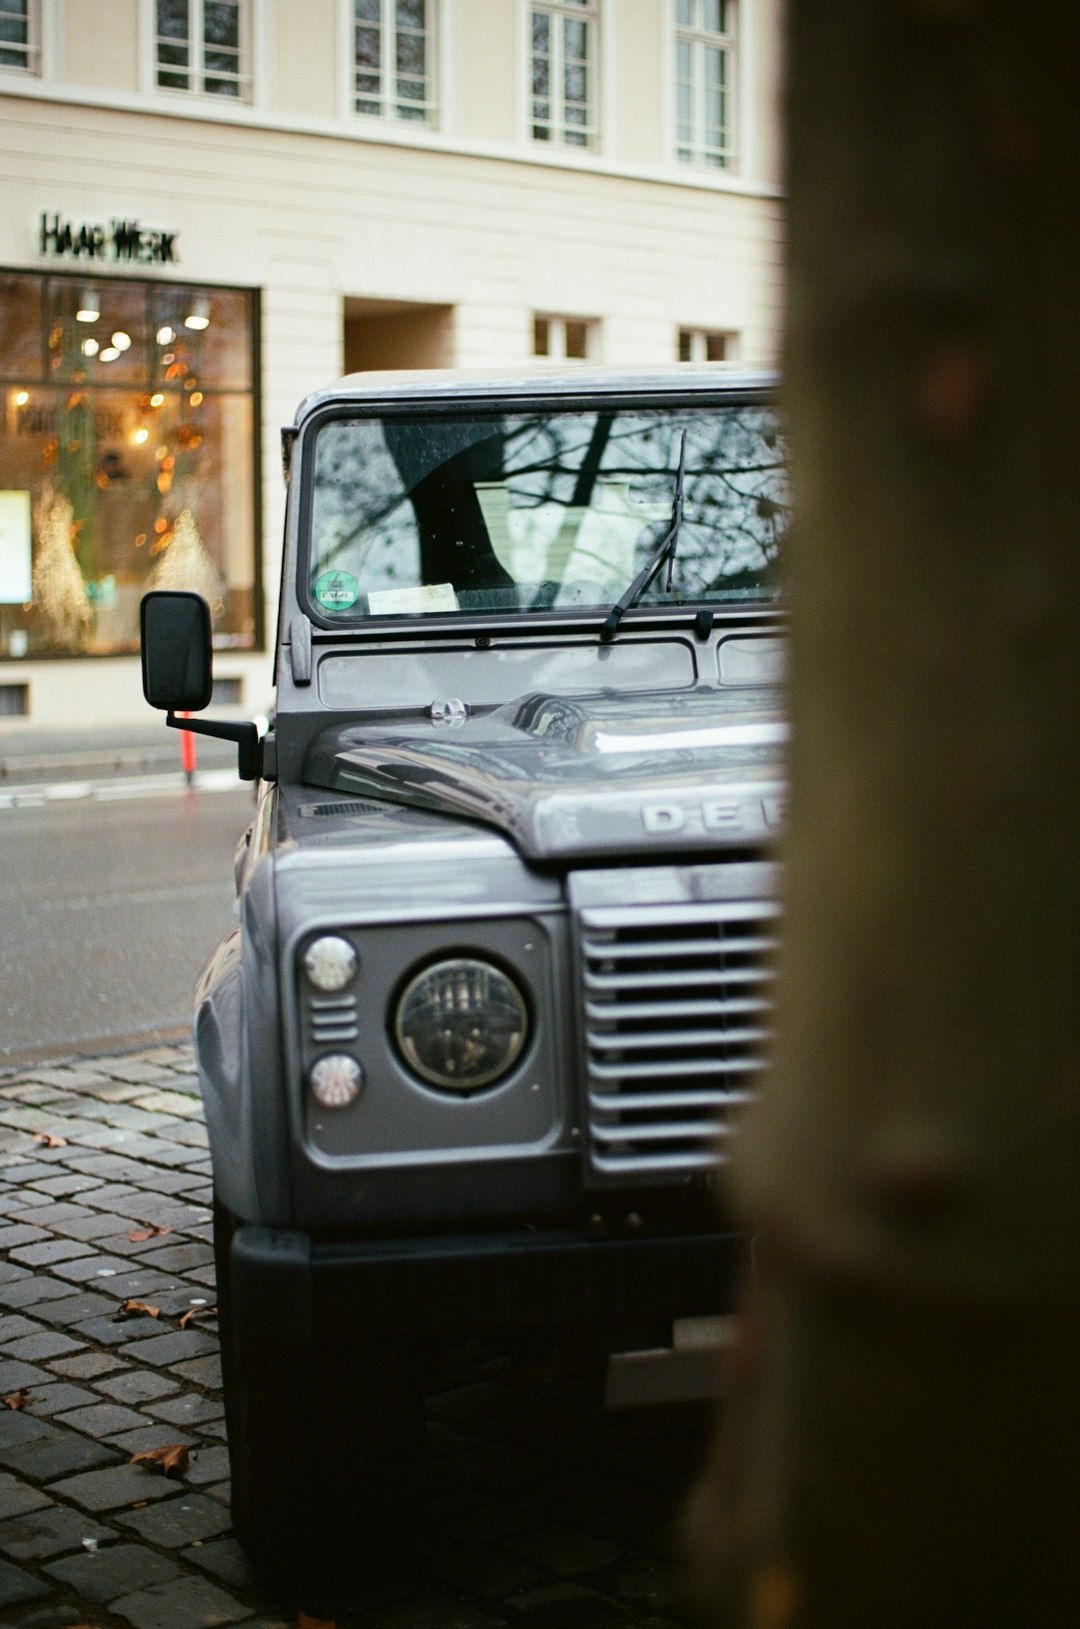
<box><xmin>0</xmin><ymin>271</ymin><xmax>259</xmax><ymax>662</ymax></box>
<box><xmin>0</xmin><ymin>1</ymin><xmax>39</xmax><ymax>74</ymax></box>
<box><xmin>675</xmin><ymin>0</ymin><xmax>736</xmax><ymax>169</ymax></box>
<box><xmin>156</xmin><ymin>0</ymin><xmax>249</xmax><ymax>99</ymax></box>
<box><xmin>531</xmin><ymin>1</ymin><xmax>597</xmax><ymax>149</ymax></box>
<box><xmin>354</xmin><ymin>0</ymin><xmax>436</xmax><ymax>124</ymax></box>
<box><xmin>678</xmin><ymin>327</ymin><xmax>737</xmax><ymax>362</ymax></box>
<box><xmin>533</xmin><ymin>314</ymin><xmax>596</xmax><ymax>361</ymax></box>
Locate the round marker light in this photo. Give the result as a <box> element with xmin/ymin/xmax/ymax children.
<box><xmin>310</xmin><ymin>1054</ymin><xmax>363</xmax><ymax>1108</ymax></box>
<box><xmin>303</xmin><ymin>935</ymin><xmax>357</xmax><ymax>992</ymax></box>
<box><xmin>395</xmin><ymin>958</ymin><xmax>528</xmax><ymax>1092</ymax></box>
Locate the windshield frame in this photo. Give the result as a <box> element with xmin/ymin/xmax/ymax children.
<box><xmin>295</xmin><ymin>376</ymin><xmax>783</xmax><ymax>639</ymax></box>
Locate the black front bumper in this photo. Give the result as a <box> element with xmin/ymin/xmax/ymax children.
<box><xmin>231</xmin><ymin>1223</ymin><xmax>748</xmax><ymax>1347</ymax></box>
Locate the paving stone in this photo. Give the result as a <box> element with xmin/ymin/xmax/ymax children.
<box><xmin>10</xmin><ymin>1202</ymin><xmax>93</xmax><ymax>1229</ymax></box>
<box><xmin>54</xmin><ymin>1401</ymin><xmax>150</xmax><ymax>1439</ymax></box>
<box><xmin>3</xmin><ymin>1331</ymin><xmax>85</xmax><ymax>1363</ymax></box>
<box><xmin>111</xmin><ymin>1571</ymin><xmax>252</xmax><ymax>1628</ymax></box>
<box><xmin>48</xmin><ymin>1252</ymin><xmax>147</xmax><ymax>1285</ymax></box>
<box><xmin>179</xmin><ymin>1532</ymin><xmax>253</xmax><ymax>1586</ymax></box>
<box><xmin>0</xmin><ymin>1501</ymin><xmax>112</xmax><ymax>1560</ymax></box>
<box><xmin>94</xmin><ymin>1369</ymin><xmax>178</xmax><ymax>1405</ymax></box>
<box><xmin>7</xmin><ymin>1238</ymin><xmax>97</xmax><ymax>1271</ymax></box>
<box><xmin>35</xmin><ymin>1292</ymin><xmax>121</xmax><ymax>1327</ymax></box>
<box><xmin>0</xmin><ymin>1277</ymin><xmax>74</xmax><ymax>1311</ymax></box>
<box><xmin>0</xmin><ymin>1427</ymin><xmax>119</xmax><ymax>1481</ymax></box>
<box><xmin>169</xmin><ymin>1354</ymin><xmax>222</xmax><ymax>1388</ymax></box>
<box><xmin>137</xmin><ymin>1242</ymin><xmax>215</xmax><ymax>1273</ymax></box>
<box><xmin>17</xmin><ymin>1382</ymin><xmax>102</xmax><ymax>1415</ymax></box>
<box><xmin>49</xmin><ymin>1209</ymin><xmax>146</xmax><ymax>1242</ymax></box>
<box><xmin>45</xmin><ymin>1462</ymin><xmax>182</xmax><ymax>1512</ymax></box>
<box><xmin>120</xmin><ymin>1329</ymin><xmax>219</xmax><ymax>1368</ymax></box>
<box><xmin>146</xmin><ymin>1392</ymin><xmax>223</xmax><ymax>1429</ymax></box>
<box><xmin>44</xmin><ymin>1540</ymin><xmax>183</xmax><ymax>1602</ymax></box>
<box><xmin>0</xmin><ymin>1314</ymin><xmax>44</xmax><ymax>1342</ymax></box>
<box><xmin>0</xmin><ymin>1471</ymin><xmax>51</xmax><ymax>1519</ymax></box>
<box><xmin>48</xmin><ymin>1350</ymin><xmax>128</xmax><ymax>1380</ymax></box>
<box><xmin>505</xmin><ymin>1580</ymin><xmax>629</xmax><ymax>1625</ymax></box>
<box><xmin>26</xmin><ymin>1174</ymin><xmax>101</xmax><ymax>1198</ymax></box>
<box><xmin>0</xmin><ymin>1359</ymin><xmax>51</xmax><ymax>1394</ymax></box>
<box><xmin>507</xmin><ymin>1524</ymin><xmax>625</xmax><ymax>1577</ymax></box>
<box><xmin>104</xmin><ymin>1424</ymin><xmax>196</xmax><ymax>1456</ymax></box>
<box><xmin>0</xmin><ymin>1553</ymin><xmax>52</xmax><ymax>1606</ymax></box>
<box><xmin>0</xmin><ymin>1264</ymin><xmax>32</xmax><ymax>1286</ymax></box>
<box><xmin>0</xmin><ymin>1223</ymin><xmax>49</xmax><ymax>1250</ymax></box>
<box><xmin>115</xmin><ymin>1489</ymin><xmax>233</xmax><ymax>1547</ymax></box>
<box><xmin>0</xmin><ymin>1409</ymin><xmax>55</xmax><ymax>1451</ymax></box>
<box><xmin>184</xmin><ymin>1444</ymin><xmax>230</xmax><ymax>1486</ymax></box>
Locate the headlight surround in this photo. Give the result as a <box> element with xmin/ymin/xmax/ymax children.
<box><xmin>394</xmin><ymin>957</ymin><xmax>528</xmax><ymax>1092</ymax></box>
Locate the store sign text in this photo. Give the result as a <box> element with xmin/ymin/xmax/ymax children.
<box><xmin>39</xmin><ymin>212</ymin><xmax>179</xmax><ymax>264</ymax></box>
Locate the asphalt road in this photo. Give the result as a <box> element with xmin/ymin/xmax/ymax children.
<box><xmin>0</xmin><ymin>777</ymin><xmax>253</xmax><ymax>1065</ymax></box>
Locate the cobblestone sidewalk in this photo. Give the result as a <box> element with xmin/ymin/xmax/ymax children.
<box><xmin>0</xmin><ymin>1044</ymin><xmax>711</xmax><ymax>1629</ymax></box>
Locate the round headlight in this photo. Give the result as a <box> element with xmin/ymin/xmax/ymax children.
<box><xmin>303</xmin><ymin>935</ymin><xmax>357</xmax><ymax>992</ymax></box>
<box><xmin>310</xmin><ymin>1053</ymin><xmax>363</xmax><ymax>1108</ymax></box>
<box><xmin>395</xmin><ymin>958</ymin><xmax>528</xmax><ymax>1092</ymax></box>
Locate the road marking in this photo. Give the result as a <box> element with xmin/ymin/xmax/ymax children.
<box><xmin>0</xmin><ymin>768</ymin><xmax>243</xmax><ymax>810</ymax></box>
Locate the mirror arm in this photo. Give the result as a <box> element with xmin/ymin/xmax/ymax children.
<box><xmin>166</xmin><ymin>712</ymin><xmax>262</xmax><ymax>782</ymax></box>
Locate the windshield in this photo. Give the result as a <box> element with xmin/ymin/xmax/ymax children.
<box><xmin>306</xmin><ymin>401</ymin><xmax>787</xmax><ymax>622</ymax></box>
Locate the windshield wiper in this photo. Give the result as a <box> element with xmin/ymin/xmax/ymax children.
<box><xmin>600</xmin><ymin>429</ymin><xmax>687</xmax><ymax>644</ymax></box>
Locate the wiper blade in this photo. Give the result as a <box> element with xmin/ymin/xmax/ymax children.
<box><xmin>600</xmin><ymin>429</ymin><xmax>687</xmax><ymax>644</ymax></box>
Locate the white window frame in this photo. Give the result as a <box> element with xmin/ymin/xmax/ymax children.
<box><xmin>532</xmin><ymin>313</ymin><xmax>598</xmax><ymax>363</ymax></box>
<box><xmin>674</xmin><ymin>0</ymin><xmax>737</xmax><ymax>171</ymax></box>
<box><xmin>0</xmin><ymin>0</ymin><xmax>41</xmax><ymax>75</ymax></box>
<box><xmin>349</xmin><ymin>0</ymin><xmax>438</xmax><ymax>126</ymax></box>
<box><xmin>152</xmin><ymin>0</ymin><xmax>252</xmax><ymax>102</ymax></box>
<box><xmin>529</xmin><ymin>0</ymin><xmax>599</xmax><ymax>151</ymax></box>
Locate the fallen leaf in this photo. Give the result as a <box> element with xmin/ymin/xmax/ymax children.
<box><xmin>112</xmin><ymin>1300</ymin><xmax>162</xmax><ymax>1322</ymax></box>
<box><xmin>127</xmin><ymin>1224</ymin><xmax>172</xmax><ymax>1242</ymax></box>
<box><xmin>2</xmin><ymin>1388</ymin><xmax>30</xmax><ymax>1410</ymax></box>
<box><xmin>33</xmin><ymin>1131</ymin><xmax>67</xmax><ymax>1148</ymax></box>
<box><xmin>178</xmin><ymin>1304</ymin><xmax>218</xmax><ymax>1329</ymax></box>
<box><xmin>298</xmin><ymin>1614</ymin><xmax>338</xmax><ymax>1629</ymax></box>
<box><xmin>130</xmin><ymin>1444</ymin><xmax>190</xmax><ymax>1478</ymax></box>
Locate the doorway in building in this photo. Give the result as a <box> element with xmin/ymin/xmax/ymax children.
<box><xmin>343</xmin><ymin>298</ymin><xmax>454</xmax><ymax>374</ymax></box>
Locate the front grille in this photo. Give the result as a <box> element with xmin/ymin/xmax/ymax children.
<box><xmin>308</xmin><ymin>993</ymin><xmax>360</xmax><ymax>1047</ymax></box>
<box><xmin>577</xmin><ymin>897</ymin><xmax>779</xmax><ymax>1179</ymax></box>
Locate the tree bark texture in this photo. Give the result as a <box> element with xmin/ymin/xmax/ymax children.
<box><xmin>689</xmin><ymin>4</ymin><xmax>1080</xmax><ymax>1624</ymax></box>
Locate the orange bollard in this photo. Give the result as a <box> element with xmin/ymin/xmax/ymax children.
<box><xmin>178</xmin><ymin>710</ymin><xmax>197</xmax><ymax>785</ymax></box>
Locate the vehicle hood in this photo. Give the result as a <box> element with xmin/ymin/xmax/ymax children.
<box><xmin>302</xmin><ymin>686</ymin><xmax>786</xmax><ymax>862</ymax></box>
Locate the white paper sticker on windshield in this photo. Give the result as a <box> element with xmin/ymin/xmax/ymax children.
<box><xmin>367</xmin><ymin>583</ymin><xmax>459</xmax><ymax>616</ymax></box>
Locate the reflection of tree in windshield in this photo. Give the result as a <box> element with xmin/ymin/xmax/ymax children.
<box><xmin>310</xmin><ymin>405</ymin><xmax>787</xmax><ymax>613</ymax></box>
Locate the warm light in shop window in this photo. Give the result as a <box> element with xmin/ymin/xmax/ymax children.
<box><xmin>190</xmin><ymin>391</ymin><xmax>204</xmax><ymax>406</ymax></box>
<box><xmin>76</xmin><ymin>287</ymin><xmax>100</xmax><ymax>322</ymax></box>
<box><xmin>132</xmin><ymin>427</ymin><xmax>150</xmax><ymax>445</ymax></box>
<box><xmin>184</xmin><ymin>298</ymin><xmax>211</xmax><ymax>331</ymax></box>
<box><xmin>15</xmin><ymin>390</ymin><xmax>29</xmax><ymax>406</ymax></box>
<box><xmin>81</xmin><ymin>338</ymin><xmax>99</xmax><ymax>357</ymax></box>
<box><xmin>150</xmin><ymin>392</ymin><xmax>165</xmax><ymax>407</ymax></box>
<box><xmin>111</xmin><ymin>331</ymin><xmax>132</xmax><ymax>351</ymax></box>
<box><xmin>99</xmin><ymin>346</ymin><xmax>120</xmax><ymax>362</ymax></box>
<box><xmin>156</xmin><ymin>325</ymin><xmax>174</xmax><ymax>345</ymax></box>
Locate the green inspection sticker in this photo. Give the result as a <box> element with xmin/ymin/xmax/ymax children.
<box><xmin>314</xmin><ymin>570</ymin><xmax>360</xmax><ymax>610</ymax></box>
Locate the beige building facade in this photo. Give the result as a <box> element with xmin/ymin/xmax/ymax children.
<box><xmin>0</xmin><ymin>0</ymin><xmax>783</xmax><ymax>729</ymax></box>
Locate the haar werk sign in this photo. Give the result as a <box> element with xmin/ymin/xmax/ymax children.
<box><xmin>39</xmin><ymin>212</ymin><xmax>179</xmax><ymax>264</ymax></box>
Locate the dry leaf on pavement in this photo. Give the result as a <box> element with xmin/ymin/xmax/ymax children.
<box><xmin>2</xmin><ymin>1388</ymin><xmax>30</xmax><ymax>1410</ymax></box>
<box><xmin>178</xmin><ymin>1304</ymin><xmax>218</xmax><ymax>1329</ymax></box>
<box><xmin>298</xmin><ymin>1614</ymin><xmax>339</xmax><ymax>1629</ymax></box>
<box><xmin>127</xmin><ymin>1224</ymin><xmax>172</xmax><ymax>1242</ymax></box>
<box><xmin>33</xmin><ymin>1131</ymin><xmax>67</xmax><ymax>1148</ymax></box>
<box><xmin>130</xmin><ymin>1443</ymin><xmax>190</xmax><ymax>1478</ymax></box>
<box><xmin>112</xmin><ymin>1299</ymin><xmax>162</xmax><ymax>1322</ymax></box>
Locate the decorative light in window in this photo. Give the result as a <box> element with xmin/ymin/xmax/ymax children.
<box><xmin>75</xmin><ymin>289</ymin><xmax>100</xmax><ymax>323</ymax></box>
<box><xmin>80</xmin><ymin>339</ymin><xmax>100</xmax><ymax>358</ymax></box>
<box><xmin>150</xmin><ymin>392</ymin><xmax>165</xmax><ymax>407</ymax></box>
<box><xmin>111</xmin><ymin>331</ymin><xmax>132</xmax><ymax>351</ymax></box>
<box><xmin>184</xmin><ymin>298</ymin><xmax>211</xmax><ymax>331</ymax></box>
<box><xmin>156</xmin><ymin>325</ymin><xmax>175</xmax><ymax>345</ymax></box>
<box><xmin>99</xmin><ymin>346</ymin><xmax>120</xmax><ymax>362</ymax></box>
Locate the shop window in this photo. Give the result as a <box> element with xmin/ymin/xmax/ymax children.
<box><xmin>675</xmin><ymin>0</ymin><xmax>736</xmax><ymax>170</ymax></box>
<box><xmin>678</xmin><ymin>327</ymin><xmax>737</xmax><ymax>362</ymax></box>
<box><xmin>0</xmin><ymin>271</ymin><xmax>259</xmax><ymax>662</ymax></box>
<box><xmin>533</xmin><ymin>313</ymin><xmax>596</xmax><ymax>361</ymax></box>
<box><xmin>0</xmin><ymin>684</ymin><xmax>29</xmax><ymax>716</ymax></box>
<box><xmin>156</xmin><ymin>0</ymin><xmax>249</xmax><ymax>99</ymax></box>
<box><xmin>0</xmin><ymin>1</ymin><xmax>39</xmax><ymax>74</ymax></box>
<box><xmin>353</xmin><ymin>0</ymin><xmax>436</xmax><ymax>124</ymax></box>
<box><xmin>531</xmin><ymin>1</ymin><xmax>597</xmax><ymax>149</ymax></box>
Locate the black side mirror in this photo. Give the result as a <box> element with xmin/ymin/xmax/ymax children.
<box><xmin>141</xmin><ymin>591</ymin><xmax>213</xmax><ymax>712</ymax></box>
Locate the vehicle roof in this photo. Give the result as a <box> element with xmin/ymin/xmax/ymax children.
<box><xmin>292</xmin><ymin>363</ymin><xmax>779</xmax><ymax>426</ymax></box>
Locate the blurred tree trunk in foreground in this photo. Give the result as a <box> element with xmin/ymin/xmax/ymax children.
<box><xmin>689</xmin><ymin>4</ymin><xmax>1079</xmax><ymax>1625</ymax></box>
